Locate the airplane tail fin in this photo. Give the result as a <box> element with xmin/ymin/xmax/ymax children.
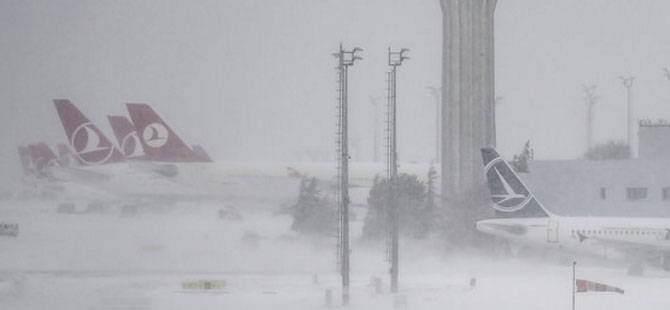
<box><xmin>191</xmin><ymin>144</ymin><xmax>213</xmax><ymax>162</ymax></box>
<box><xmin>27</xmin><ymin>143</ymin><xmax>58</xmax><ymax>178</ymax></box>
<box><xmin>125</xmin><ymin>103</ymin><xmax>209</xmax><ymax>162</ymax></box>
<box><xmin>481</xmin><ymin>148</ymin><xmax>550</xmax><ymax>218</ymax></box>
<box><xmin>53</xmin><ymin>99</ymin><xmax>124</xmax><ymax>165</ymax></box>
<box><xmin>17</xmin><ymin>146</ymin><xmax>35</xmax><ymax>176</ymax></box>
<box><xmin>56</xmin><ymin>144</ymin><xmax>77</xmax><ymax>167</ymax></box>
<box><xmin>107</xmin><ymin>115</ymin><xmax>145</xmax><ymax>159</ymax></box>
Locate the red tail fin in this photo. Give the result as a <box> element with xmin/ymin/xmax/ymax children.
<box><xmin>126</xmin><ymin>103</ymin><xmax>208</xmax><ymax>162</ymax></box>
<box><xmin>56</xmin><ymin>144</ymin><xmax>77</xmax><ymax>167</ymax></box>
<box><xmin>192</xmin><ymin>144</ymin><xmax>213</xmax><ymax>162</ymax></box>
<box><xmin>27</xmin><ymin>143</ymin><xmax>58</xmax><ymax>178</ymax></box>
<box><xmin>107</xmin><ymin>115</ymin><xmax>145</xmax><ymax>159</ymax></box>
<box><xmin>17</xmin><ymin>146</ymin><xmax>35</xmax><ymax>176</ymax></box>
<box><xmin>53</xmin><ymin>99</ymin><xmax>124</xmax><ymax>166</ymax></box>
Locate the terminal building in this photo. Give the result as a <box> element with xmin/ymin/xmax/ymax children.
<box><xmin>520</xmin><ymin>121</ymin><xmax>670</xmax><ymax>217</ymax></box>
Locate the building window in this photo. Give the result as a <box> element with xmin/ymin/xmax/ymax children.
<box><xmin>626</xmin><ymin>187</ymin><xmax>648</xmax><ymax>200</ymax></box>
<box><xmin>600</xmin><ymin>188</ymin><xmax>607</xmax><ymax>200</ymax></box>
<box><xmin>663</xmin><ymin>188</ymin><xmax>670</xmax><ymax>201</ymax></box>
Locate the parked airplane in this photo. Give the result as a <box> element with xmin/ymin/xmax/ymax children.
<box><xmin>15</xmin><ymin>143</ymin><xmax>72</xmax><ymax>198</ymax></box>
<box><xmin>477</xmin><ymin>148</ymin><xmax>670</xmax><ymax>273</ymax></box>
<box><xmin>51</xmin><ymin>99</ymin><xmax>215</xmax><ymax>202</ymax></box>
<box><xmin>53</xmin><ymin>100</ymin><xmax>338</xmax><ymax>206</ymax></box>
<box><xmin>26</xmin><ymin>143</ymin><xmax>58</xmax><ymax>179</ymax></box>
<box><xmin>126</xmin><ymin>103</ymin><xmax>211</xmax><ymax>163</ymax></box>
<box><xmin>46</xmin><ymin>99</ymin><xmax>433</xmax><ymax>207</ymax></box>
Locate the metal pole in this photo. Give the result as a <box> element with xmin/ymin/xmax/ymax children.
<box><xmin>370</xmin><ymin>96</ymin><xmax>381</xmax><ymax>162</ymax></box>
<box><xmin>390</xmin><ymin>64</ymin><xmax>399</xmax><ymax>294</ymax></box>
<box><xmin>341</xmin><ymin>62</ymin><xmax>350</xmax><ymax>306</ymax></box>
<box><xmin>334</xmin><ymin>45</ymin><xmax>361</xmax><ymax>306</ymax></box>
<box><xmin>572</xmin><ymin>261</ymin><xmax>576</xmax><ymax>310</ymax></box>
<box><xmin>619</xmin><ymin>76</ymin><xmax>634</xmax><ymax>158</ymax></box>
<box><xmin>387</xmin><ymin>47</ymin><xmax>409</xmax><ymax>294</ymax></box>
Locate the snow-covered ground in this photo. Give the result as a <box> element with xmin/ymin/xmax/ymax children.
<box><xmin>0</xmin><ymin>199</ymin><xmax>667</xmax><ymax>310</ymax></box>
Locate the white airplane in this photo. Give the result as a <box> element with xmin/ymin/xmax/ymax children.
<box><xmin>50</xmin><ymin>100</ymin><xmax>434</xmax><ymax>207</ymax></box>
<box><xmin>477</xmin><ymin>148</ymin><xmax>670</xmax><ymax>273</ymax></box>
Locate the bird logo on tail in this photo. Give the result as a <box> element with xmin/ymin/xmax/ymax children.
<box><xmin>71</xmin><ymin>123</ymin><xmax>116</xmax><ymax>165</ymax></box>
<box><xmin>120</xmin><ymin>131</ymin><xmax>144</xmax><ymax>158</ymax></box>
<box><xmin>142</xmin><ymin>123</ymin><xmax>168</xmax><ymax>148</ymax></box>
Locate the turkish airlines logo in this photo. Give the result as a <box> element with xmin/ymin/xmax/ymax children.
<box><xmin>121</xmin><ymin>132</ymin><xmax>144</xmax><ymax>157</ymax></box>
<box><xmin>486</xmin><ymin>159</ymin><xmax>532</xmax><ymax>212</ymax></box>
<box><xmin>142</xmin><ymin>123</ymin><xmax>168</xmax><ymax>148</ymax></box>
<box><xmin>71</xmin><ymin>123</ymin><xmax>115</xmax><ymax>165</ymax></box>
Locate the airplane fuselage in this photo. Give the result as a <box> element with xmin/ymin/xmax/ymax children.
<box><xmin>477</xmin><ymin>216</ymin><xmax>670</xmax><ymax>259</ymax></box>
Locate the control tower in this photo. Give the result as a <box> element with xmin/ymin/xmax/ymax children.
<box><xmin>440</xmin><ymin>0</ymin><xmax>497</xmax><ymax>198</ymax></box>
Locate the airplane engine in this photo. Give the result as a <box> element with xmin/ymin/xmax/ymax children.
<box><xmin>155</xmin><ymin>164</ymin><xmax>178</xmax><ymax>178</ymax></box>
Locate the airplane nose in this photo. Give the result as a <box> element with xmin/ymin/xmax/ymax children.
<box><xmin>475</xmin><ymin>221</ymin><xmax>496</xmax><ymax>235</ymax></box>
<box><xmin>475</xmin><ymin>221</ymin><xmax>488</xmax><ymax>232</ymax></box>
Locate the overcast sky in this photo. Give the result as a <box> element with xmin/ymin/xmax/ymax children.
<box><xmin>2</xmin><ymin>0</ymin><xmax>670</xmax><ymax>177</ymax></box>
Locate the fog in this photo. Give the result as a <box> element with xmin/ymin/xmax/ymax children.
<box><xmin>1</xmin><ymin>1</ymin><xmax>669</xmax><ymax>175</ymax></box>
<box><xmin>2</xmin><ymin>0</ymin><xmax>670</xmax><ymax>309</ymax></box>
